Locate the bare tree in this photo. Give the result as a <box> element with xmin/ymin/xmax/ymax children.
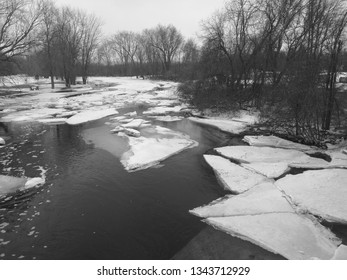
<box><xmin>0</xmin><ymin>0</ymin><xmax>43</xmax><ymax>63</ymax></box>
<box><xmin>40</xmin><ymin>0</ymin><xmax>57</xmax><ymax>88</ymax></box>
<box><xmin>55</xmin><ymin>7</ymin><xmax>83</xmax><ymax>87</ymax></box>
<box><xmin>80</xmin><ymin>12</ymin><xmax>102</xmax><ymax>84</ymax></box>
<box><xmin>147</xmin><ymin>24</ymin><xmax>183</xmax><ymax>73</ymax></box>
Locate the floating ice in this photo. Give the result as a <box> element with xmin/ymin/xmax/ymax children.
<box><xmin>66</xmin><ymin>108</ymin><xmax>118</xmax><ymax>125</ymax></box>
<box><xmin>189</xmin><ymin>117</ymin><xmax>249</xmax><ymax>134</ymax></box>
<box><xmin>190</xmin><ymin>182</ymin><xmax>294</xmax><ymax>218</ymax></box>
<box><xmin>205</xmin><ymin>213</ymin><xmax>340</xmax><ymax>260</ymax></box>
<box><xmin>203</xmin><ymin>155</ymin><xmax>269</xmax><ymax>193</ymax></box>
<box><xmin>243</xmin><ymin>135</ymin><xmax>313</xmax><ymax>152</ymax></box>
<box><xmin>332</xmin><ymin>245</ymin><xmax>347</xmax><ymax>260</ymax></box>
<box><xmin>275</xmin><ymin>169</ymin><xmax>347</xmax><ymax>224</ymax></box>
<box><xmin>149</xmin><ymin>116</ymin><xmax>183</xmax><ymax>122</ymax></box>
<box><xmin>121</xmin><ymin>126</ymin><xmax>197</xmax><ymax>171</ymax></box>
<box><xmin>38</xmin><ymin>118</ymin><xmax>68</xmax><ymax>124</ymax></box>
<box><xmin>0</xmin><ymin>175</ymin><xmax>45</xmax><ymax>196</ymax></box>
<box><xmin>0</xmin><ymin>137</ymin><xmax>5</xmax><ymax>145</ymax></box>
<box><xmin>123</xmin><ymin>128</ymin><xmax>140</xmax><ymax>137</ymax></box>
<box><xmin>215</xmin><ymin>146</ymin><xmax>328</xmax><ymax>178</ymax></box>
<box><xmin>122</xmin><ymin>119</ymin><xmax>145</xmax><ymax>129</ymax></box>
<box><xmin>143</xmin><ymin>106</ymin><xmax>183</xmax><ymax>116</ymax></box>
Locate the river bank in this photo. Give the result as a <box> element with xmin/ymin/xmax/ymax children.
<box><xmin>0</xmin><ymin>76</ymin><xmax>346</xmax><ymax>260</ymax></box>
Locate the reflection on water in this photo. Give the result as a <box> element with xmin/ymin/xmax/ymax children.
<box><xmin>0</xmin><ymin>118</ymin><xmax>230</xmax><ymax>259</ymax></box>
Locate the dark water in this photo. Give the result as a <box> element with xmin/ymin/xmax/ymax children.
<box><xmin>0</xmin><ymin>118</ymin><xmax>236</xmax><ymax>260</ymax></box>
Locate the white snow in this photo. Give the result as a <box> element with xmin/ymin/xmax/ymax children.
<box><xmin>203</xmin><ymin>155</ymin><xmax>269</xmax><ymax>193</ymax></box>
<box><xmin>0</xmin><ymin>175</ymin><xmax>45</xmax><ymax>196</ymax></box>
<box><xmin>215</xmin><ymin>146</ymin><xmax>328</xmax><ymax>178</ymax></box>
<box><xmin>123</xmin><ymin>128</ymin><xmax>141</xmax><ymax>137</ymax></box>
<box><xmin>190</xmin><ymin>182</ymin><xmax>294</xmax><ymax>218</ymax></box>
<box><xmin>189</xmin><ymin>117</ymin><xmax>250</xmax><ymax>134</ymax></box>
<box><xmin>205</xmin><ymin>213</ymin><xmax>340</xmax><ymax>260</ymax></box>
<box><xmin>66</xmin><ymin>108</ymin><xmax>119</xmax><ymax>125</ymax></box>
<box><xmin>122</xmin><ymin>119</ymin><xmax>145</xmax><ymax>129</ymax></box>
<box><xmin>243</xmin><ymin>135</ymin><xmax>313</xmax><ymax>152</ymax></box>
<box><xmin>331</xmin><ymin>245</ymin><xmax>347</xmax><ymax>260</ymax></box>
<box><xmin>23</xmin><ymin>177</ymin><xmax>45</xmax><ymax>190</ymax></box>
<box><xmin>38</xmin><ymin>118</ymin><xmax>68</xmax><ymax>124</ymax></box>
<box><xmin>275</xmin><ymin>169</ymin><xmax>347</xmax><ymax>224</ymax></box>
<box><xmin>149</xmin><ymin>116</ymin><xmax>183</xmax><ymax>122</ymax></box>
<box><xmin>143</xmin><ymin>106</ymin><xmax>183</xmax><ymax>116</ymax></box>
<box><xmin>0</xmin><ymin>108</ymin><xmax>65</xmax><ymax>122</ymax></box>
<box><xmin>121</xmin><ymin>126</ymin><xmax>197</xmax><ymax>171</ymax></box>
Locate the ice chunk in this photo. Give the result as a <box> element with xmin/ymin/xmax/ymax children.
<box><xmin>343</xmin><ymin>149</ymin><xmax>347</xmax><ymax>155</ymax></box>
<box><xmin>125</xmin><ymin>111</ymin><xmax>137</xmax><ymax>117</ymax></box>
<box><xmin>66</xmin><ymin>108</ymin><xmax>118</xmax><ymax>125</ymax></box>
<box><xmin>275</xmin><ymin>169</ymin><xmax>347</xmax><ymax>224</ymax></box>
<box><xmin>189</xmin><ymin>117</ymin><xmax>249</xmax><ymax>134</ymax></box>
<box><xmin>331</xmin><ymin>245</ymin><xmax>347</xmax><ymax>260</ymax></box>
<box><xmin>23</xmin><ymin>177</ymin><xmax>45</xmax><ymax>190</ymax></box>
<box><xmin>122</xmin><ymin>119</ymin><xmax>144</xmax><ymax>129</ymax></box>
<box><xmin>0</xmin><ymin>137</ymin><xmax>5</xmax><ymax>145</ymax></box>
<box><xmin>38</xmin><ymin>118</ymin><xmax>67</xmax><ymax>124</ymax></box>
<box><xmin>190</xmin><ymin>182</ymin><xmax>294</xmax><ymax>218</ymax></box>
<box><xmin>215</xmin><ymin>146</ymin><xmax>328</xmax><ymax>178</ymax></box>
<box><xmin>0</xmin><ymin>175</ymin><xmax>44</xmax><ymax>196</ymax></box>
<box><xmin>243</xmin><ymin>135</ymin><xmax>313</xmax><ymax>152</ymax></box>
<box><xmin>242</xmin><ymin>162</ymin><xmax>290</xmax><ymax>178</ymax></box>
<box><xmin>0</xmin><ymin>175</ymin><xmax>27</xmax><ymax>196</ymax></box>
<box><xmin>149</xmin><ymin>116</ymin><xmax>183</xmax><ymax>122</ymax></box>
<box><xmin>215</xmin><ymin>146</ymin><xmax>305</xmax><ymax>163</ymax></box>
<box><xmin>203</xmin><ymin>155</ymin><xmax>269</xmax><ymax>193</ymax></box>
<box><xmin>205</xmin><ymin>213</ymin><xmax>340</xmax><ymax>260</ymax></box>
<box><xmin>123</xmin><ymin>128</ymin><xmax>140</xmax><ymax>137</ymax></box>
<box><xmin>143</xmin><ymin>106</ymin><xmax>183</xmax><ymax>116</ymax></box>
<box><xmin>110</xmin><ymin>126</ymin><xmax>125</xmax><ymax>133</ymax></box>
<box><xmin>121</xmin><ymin>126</ymin><xmax>197</xmax><ymax>171</ymax></box>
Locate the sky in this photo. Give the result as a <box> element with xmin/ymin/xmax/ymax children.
<box><xmin>53</xmin><ymin>0</ymin><xmax>226</xmax><ymax>39</ymax></box>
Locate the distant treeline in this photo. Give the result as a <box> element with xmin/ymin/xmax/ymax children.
<box><xmin>1</xmin><ymin>0</ymin><xmax>347</xmax><ymax>143</ymax></box>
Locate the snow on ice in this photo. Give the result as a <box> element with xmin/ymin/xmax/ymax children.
<box><xmin>190</xmin><ymin>182</ymin><xmax>294</xmax><ymax>218</ymax></box>
<box><xmin>66</xmin><ymin>108</ymin><xmax>119</xmax><ymax>125</ymax></box>
<box><xmin>275</xmin><ymin>169</ymin><xmax>347</xmax><ymax>224</ymax></box>
<box><xmin>204</xmin><ymin>213</ymin><xmax>340</xmax><ymax>260</ymax></box>
<box><xmin>203</xmin><ymin>155</ymin><xmax>269</xmax><ymax>193</ymax></box>
<box><xmin>243</xmin><ymin>135</ymin><xmax>314</xmax><ymax>152</ymax></box>
<box><xmin>121</xmin><ymin>126</ymin><xmax>197</xmax><ymax>171</ymax></box>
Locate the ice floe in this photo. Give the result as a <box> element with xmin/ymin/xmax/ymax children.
<box><xmin>243</xmin><ymin>135</ymin><xmax>313</xmax><ymax>152</ymax></box>
<box><xmin>38</xmin><ymin>118</ymin><xmax>68</xmax><ymax>124</ymax></box>
<box><xmin>0</xmin><ymin>175</ymin><xmax>45</xmax><ymax>196</ymax></box>
<box><xmin>123</xmin><ymin>128</ymin><xmax>140</xmax><ymax>137</ymax></box>
<box><xmin>149</xmin><ymin>116</ymin><xmax>183</xmax><ymax>122</ymax></box>
<box><xmin>121</xmin><ymin>126</ymin><xmax>197</xmax><ymax>171</ymax></box>
<box><xmin>204</xmin><ymin>213</ymin><xmax>340</xmax><ymax>260</ymax></box>
<box><xmin>122</xmin><ymin>119</ymin><xmax>145</xmax><ymax>129</ymax></box>
<box><xmin>66</xmin><ymin>108</ymin><xmax>119</xmax><ymax>125</ymax></box>
<box><xmin>189</xmin><ymin>117</ymin><xmax>250</xmax><ymax>134</ymax></box>
<box><xmin>0</xmin><ymin>137</ymin><xmax>5</xmax><ymax>145</ymax></box>
<box><xmin>203</xmin><ymin>155</ymin><xmax>269</xmax><ymax>193</ymax></box>
<box><xmin>275</xmin><ymin>169</ymin><xmax>347</xmax><ymax>224</ymax></box>
<box><xmin>190</xmin><ymin>182</ymin><xmax>294</xmax><ymax>218</ymax></box>
<box><xmin>215</xmin><ymin>146</ymin><xmax>328</xmax><ymax>178</ymax></box>
<box><xmin>331</xmin><ymin>245</ymin><xmax>347</xmax><ymax>260</ymax></box>
<box><xmin>143</xmin><ymin>106</ymin><xmax>183</xmax><ymax>116</ymax></box>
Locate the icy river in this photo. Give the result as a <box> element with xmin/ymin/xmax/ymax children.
<box><xmin>0</xmin><ymin>115</ymin><xmax>269</xmax><ymax>260</ymax></box>
<box><xmin>1</xmin><ymin>76</ymin><xmax>346</xmax><ymax>260</ymax></box>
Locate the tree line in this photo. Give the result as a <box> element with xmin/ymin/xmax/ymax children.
<box><xmin>1</xmin><ymin>0</ymin><xmax>347</xmax><ymax>143</ymax></box>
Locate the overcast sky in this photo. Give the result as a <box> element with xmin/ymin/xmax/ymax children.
<box><xmin>54</xmin><ymin>0</ymin><xmax>226</xmax><ymax>39</ymax></box>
